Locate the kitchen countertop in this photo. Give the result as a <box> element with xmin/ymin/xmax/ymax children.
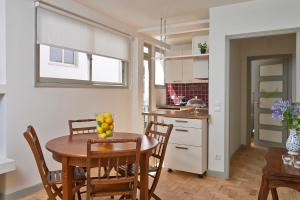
<box><xmin>156</xmin><ymin>104</ymin><xmax>194</xmax><ymax>110</ymax></box>
<box><xmin>142</xmin><ymin>109</ymin><xmax>209</xmax><ymax>120</ymax></box>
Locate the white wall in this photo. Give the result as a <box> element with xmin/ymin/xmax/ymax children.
<box><xmin>0</xmin><ymin>0</ymin><xmax>5</xmax><ymax>85</ymax></box>
<box><xmin>229</xmin><ymin>39</ymin><xmax>241</xmax><ymax>158</ymax></box>
<box><xmin>2</xmin><ymin>0</ymin><xmax>138</xmax><ymax>195</ymax></box>
<box><xmin>209</xmin><ymin>0</ymin><xmax>300</xmax><ymax>176</ymax></box>
<box><xmin>0</xmin><ymin>0</ymin><xmax>6</xmax><ymax>161</ymax></box>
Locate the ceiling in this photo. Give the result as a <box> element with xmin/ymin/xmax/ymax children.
<box><xmin>74</xmin><ymin>0</ymin><xmax>252</xmax><ymax>44</ymax></box>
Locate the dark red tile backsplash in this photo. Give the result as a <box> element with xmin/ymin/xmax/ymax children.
<box><xmin>166</xmin><ymin>83</ymin><xmax>208</xmax><ymax>106</ymax></box>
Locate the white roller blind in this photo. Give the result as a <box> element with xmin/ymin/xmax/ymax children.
<box><xmin>93</xmin><ymin>28</ymin><xmax>129</xmax><ymax>61</ymax></box>
<box><xmin>36</xmin><ymin>6</ymin><xmax>130</xmax><ymax>61</ymax></box>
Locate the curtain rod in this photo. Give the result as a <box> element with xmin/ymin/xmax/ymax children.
<box><xmin>34</xmin><ymin>1</ymin><xmax>133</xmax><ymax>39</ymax></box>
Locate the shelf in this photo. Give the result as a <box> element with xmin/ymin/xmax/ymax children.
<box><xmin>165</xmin><ymin>54</ymin><xmax>209</xmax><ymax>60</ymax></box>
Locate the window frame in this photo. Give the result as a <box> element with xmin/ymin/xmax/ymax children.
<box><xmin>154</xmin><ymin>47</ymin><xmax>166</xmax><ymax>88</ymax></box>
<box><xmin>35</xmin><ymin>44</ymin><xmax>129</xmax><ymax>88</ymax></box>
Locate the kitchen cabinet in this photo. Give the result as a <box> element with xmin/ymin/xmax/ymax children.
<box><xmin>165</xmin><ymin>60</ymin><xmax>182</xmax><ymax>83</ymax></box>
<box><xmin>166</xmin><ymin>58</ymin><xmax>207</xmax><ymax>83</ymax></box>
<box><xmin>193</xmin><ymin>59</ymin><xmax>209</xmax><ymax>79</ymax></box>
<box><xmin>165</xmin><ymin>40</ymin><xmax>209</xmax><ymax>83</ymax></box>
<box><xmin>162</xmin><ymin>117</ymin><xmax>208</xmax><ymax>175</ymax></box>
<box><xmin>182</xmin><ymin>59</ymin><xmax>193</xmax><ymax>83</ymax></box>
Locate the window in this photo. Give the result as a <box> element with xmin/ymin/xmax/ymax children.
<box><xmin>40</xmin><ymin>44</ymin><xmax>89</xmax><ymax>81</ymax></box>
<box><xmin>36</xmin><ymin>5</ymin><xmax>130</xmax><ymax>87</ymax></box>
<box><xmin>49</xmin><ymin>47</ymin><xmax>76</xmax><ymax>65</ymax></box>
<box><xmin>154</xmin><ymin>51</ymin><xmax>165</xmax><ymax>86</ymax></box>
<box><xmin>143</xmin><ymin>46</ymin><xmax>150</xmax><ymax>54</ymax></box>
<box><xmin>92</xmin><ymin>55</ymin><xmax>124</xmax><ymax>84</ymax></box>
<box><xmin>39</xmin><ymin>44</ymin><xmax>126</xmax><ymax>85</ymax></box>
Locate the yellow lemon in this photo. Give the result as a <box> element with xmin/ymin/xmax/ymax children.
<box><xmin>106</xmin><ymin>130</ymin><xmax>113</xmax><ymax>137</ymax></box>
<box><xmin>98</xmin><ymin>133</ymin><xmax>106</xmax><ymax>139</ymax></box>
<box><xmin>97</xmin><ymin>114</ymin><xmax>104</xmax><ymax>122</ymax></box>
<box><xmin>101</xmin><ymin>123</ymin><xmax>109</xmax><ymax>131</ymax></box>
<box><xmin>105</xmin><ymin>117</ymin><xmax>113</xmax><ymax>125</ymax></box>
<box><xmin>104</xmin><ymin>112</ymin><xmax>112</xmax><ymax>119</ymax></box>
<box><xmin>97</xmin><ymin>127</ymin><xmax>103</xmax><ymax>134</ymax></box>
<box><xmin>109</xmin><ymin>125</ymin><xmax>114</xmax><ymax>130</ymax></box>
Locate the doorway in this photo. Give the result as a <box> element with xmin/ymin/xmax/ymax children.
<box><xmin>248</xmin><ymin>55</ymin><xmax>292</xmax><ymax>148</ymax></box>
<box><xmin>228</xmin><ymin>33</ymin><xmax>296</xmax><ymax>168</ymax></box>
<box><xmin>143</xmin><ymin>43</ymin><xmax>152</xmax><ymax>126</ymax></box>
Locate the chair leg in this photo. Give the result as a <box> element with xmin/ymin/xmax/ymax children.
<box><xmin>152</xmin><ymin>192</ymin><xmax>161</xmax><ymax>200</ymax></box>
<box><xmin>77</xmin><ymin>190</ymin><xmax>82</xmax><ymax>200</ymax></box>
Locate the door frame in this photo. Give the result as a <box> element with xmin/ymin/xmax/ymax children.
<box><xmin>246</xmin><ymin>54</ymin><xmax>293</xmax><ymax>146</ymax></box>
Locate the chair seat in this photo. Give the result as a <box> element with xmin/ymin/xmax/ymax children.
<box><xmin>47</xmin><ymin>167</ymin><xmax>86</xmax><ymax>185</ymax></box>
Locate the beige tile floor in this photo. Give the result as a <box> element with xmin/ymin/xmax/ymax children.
<box><xmin>19</xmin><ymin>145</ymin><xmax>300</xmax><ymax>200</ymax></box>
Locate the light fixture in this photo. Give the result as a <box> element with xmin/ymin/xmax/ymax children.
<box><xmin>154</xmin><ymin>17</ymin><xmax>166</xmax><ymax>61</ymax></box>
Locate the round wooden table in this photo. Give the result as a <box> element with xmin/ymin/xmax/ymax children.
<box><xmin>46</xmin><ymin>132</ymin><xmax>158</xmax><ymax>200</ymax></box>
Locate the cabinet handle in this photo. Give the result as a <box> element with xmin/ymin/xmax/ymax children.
<box><xmin>175</xmin><ymin>129</ymin><xmax>188</xmax><ymax>132</ymax></box>
<box><xmin>175</xmin><ymin>120</ymin><xmax>188</xmax><ymax>123</ymax></box>
<box><xmin>175</xmin><ymin>146</ymin><xmax>188</xmax><ymax>150</ymax></box>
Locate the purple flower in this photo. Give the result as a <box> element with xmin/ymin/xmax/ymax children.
<box><xmin>293</xmin><ymin>104</ymin><xmax>300</xmax><ymax>116</ymax></box>
<box><xmin>271</xmin><ymin>100</ymin><xmax>291</xmax><ymax>121</ymax></box>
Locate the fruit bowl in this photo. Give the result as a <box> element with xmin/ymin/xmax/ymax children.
<box><xmin>96</xmin><ymin>112</ymin><xmax>114</xmax><ymax>139</ymax></box>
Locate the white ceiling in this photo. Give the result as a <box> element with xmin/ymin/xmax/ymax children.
<box><xmin>74</xmin><ymin>0</ymin><xmax>252</xmax><ymax>44</ymax></box>
<box><xmin>74</xmin><ymin>0</ymin><xmax>252</xmax><ymax>29</ymax></box>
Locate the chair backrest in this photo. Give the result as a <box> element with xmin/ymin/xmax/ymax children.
<box><xmin>86</xmin><ymin>138</ymin><xmax>142</xmax><ymax>200</ymax></box>
<box><xmin>68</xmin><ymin>119</ymin><xmax>97</xmax><ymax>135</ymax></box>
<box><xmin>23</xmin><ymin>125</ymin><xmax>49</xmax><ymax>187</ymax></box>
<box><xmin>145</xmin><ymin>121</ymin><xmax>173</xmax><ymax>195</ymax></box>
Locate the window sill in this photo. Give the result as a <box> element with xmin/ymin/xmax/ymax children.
<box><xmin>35</xmin><ymin>81</ymin><xmax>128</xmax><ymax>89</ymax></box>
<box><xmin>0</xmin><ymin>158</ymin><xmax>16</xmax><ymax>174</ymax></box>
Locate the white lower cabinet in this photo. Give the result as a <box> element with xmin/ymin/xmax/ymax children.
<box><xmin>165</xmin><ymin>144</ymin><xmax>204</xmax><ymax>174</ymax></box>
<box><xmin>163</xmin><ymin>117</ymin><xmax>207</xmax><ymax>175</ymax></box>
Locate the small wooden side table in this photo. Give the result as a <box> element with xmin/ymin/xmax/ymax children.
<box><xmin>258</xmin><ymin>148</ymin><xmax>300</xmax><ymax>200</ymax></box>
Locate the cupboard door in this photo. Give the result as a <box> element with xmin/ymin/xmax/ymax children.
<box><xmin>193</xmin><ymin>59</ymin><xmax>209</xmax><ymax>80</ymax></box>
<box><xmin>165</xmin><ymin>144</ymin><xmax>205</xmax><ymax>174</ymax></box>
<box><xmin>165</xmin><ymin>60</ymin><xmax>182</xmax><ymax>83</ymax></box>
<box><xmin>182</xmin><ymin>59</ymin><xmax>193</xmax><ymax>83</ymax></box>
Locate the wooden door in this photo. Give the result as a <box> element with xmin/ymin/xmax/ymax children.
<box><xmin>253</xmin><ymin>57</ymin><xmax>290</xmax><ymax>147</ymax></box>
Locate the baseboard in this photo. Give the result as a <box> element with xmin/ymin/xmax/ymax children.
<box><xmin>0</xmin><ymin>183</ymin><xmax>43</xmax><ymax>200</ymax></box>
<box><xmin>207</xmin><ymin>170</ymin><xmax>227</xmax><ymax>179</ymax></box>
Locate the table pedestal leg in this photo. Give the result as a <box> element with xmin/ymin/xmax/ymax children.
<box><xmin>258</xmin><ymin>175</ymin><xmax>269</xmax><ymax>200</ymax></box>
<box><xmin>62</xmin><ymin>157</ymin><xmax>74</xmax><ymax>200</ymax></box>
<box><xmin>140</xmin><ymin>152</ymin><xmax>150</xmax><ymax>200</ymax></box>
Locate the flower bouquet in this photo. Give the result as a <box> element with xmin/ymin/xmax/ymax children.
<box><xmin>271</xmin><ymin>100</ymin><xmax>300</xmax><ymax>154</ymax></box>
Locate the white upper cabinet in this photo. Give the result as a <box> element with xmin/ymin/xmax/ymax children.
<box><xmin>165</xmin><ymin>60</ymin><xmax>182</xmax><ymax>83</ymax></box>
<box><xmin>193</xmin><ymin>59</ymin><xmax>209</xmax><ymax>79</ymax></box>
<box><xmin>182</xmin><ymin>59</ymin><xmax>193</xmax><ymax>83</ymax></box>
<box><xmin>165</xmin><ymin>40</ymin><xmax>209</xmax><ymax>83</ymax></box>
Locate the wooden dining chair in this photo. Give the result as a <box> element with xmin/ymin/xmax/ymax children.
<box><xmin>23</xmin><ymin>125</ymin><xmax>86</xmax><ymax>200</ymax></box>
<box><xmin>119</xmin><ymin>121</ymin><xmax>173</xmax><ymax>200</ymax></box>
<box><xmin>86</xmin><ymin>138</ymin><xmax>142</xmax><ymax>200</ymax></box>
<box><xmin>143</xmin><ymin>121</ymin><xmax>173</xmax><ymax>200</ymax></box>
<box><xmin>68</xmin><ymin>119</ymin><xmax>97</xmax><ymax>135</ymax></box>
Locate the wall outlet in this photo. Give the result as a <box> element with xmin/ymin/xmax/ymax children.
<box><xmin>214</xmin><ymin>154</ymin><xmax>222</xmax><ymax>160</ymax></box>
